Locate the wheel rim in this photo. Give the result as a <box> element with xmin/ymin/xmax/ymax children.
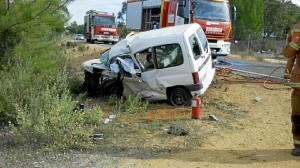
<box><xmin>169</xmin><ymin>88</ymin><xmax>191</xmax><ymax>106</ymax></box>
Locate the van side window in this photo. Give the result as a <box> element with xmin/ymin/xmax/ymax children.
<box><xmin>197</xmin><ymin>29</ymin><xmax>208</xmax><ymax>53</ymax></box>
<box><xmin>154</xmin><ymin>44</ymin><xmax>183</xmax><ymax>69</ymax></box>
<box><xmin>189</xmin><ymin>35</ymin><xmax>202</xmax><ymax>60</ymax></box>
<box><xmin>134</xmin><ymin>48</ymin><xmax>154</xmax><ymax>71</ymax></box>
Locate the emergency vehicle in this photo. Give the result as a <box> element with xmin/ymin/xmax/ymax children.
<box><xmin>126</xmin><ymin>0</ymin><xmax>236</xmax><ymax>57</ymax></box>
<box><xmin>84</xmin><ymin>10</ymin><xmax>119</xmax><ymax>44</ymax></box>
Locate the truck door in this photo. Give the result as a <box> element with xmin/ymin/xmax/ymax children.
<box><xmin>126</xmin><ymin>1</ymin><xmax>143</xmax><ymax>30</ymax></box>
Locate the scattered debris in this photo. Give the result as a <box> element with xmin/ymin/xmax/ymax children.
<box><xmin>167</xmin><ymin>124</ymin><xmax>188</xmax><ymax>136</ymax></box>
<box><xmin>72</xmin><ymin>102</ymin><xmax>85</xmax><ymax>112</ymax></box>
<box><xmin>254</xmin><ymin>96</ymin><xmax>262</xmax><ymax>102</ymax></box>
<box><xmin>214</xmin><ymin>59</ymin><xmax>231</xmax><ymax>66</ymax></box>
<box><xmin>209</xmin><ymin>114</ymin><xmax>219</xmax><ymax>121</ymax></box>
<box><xmin>90</xmin><ymin>133</ymin><xmax>104</xmax><ymax>141</ymax></box>
<box><xmin>223</xmin><ymin>87</ymin><xmax>228</xmax><ymax>92</ymax></box>
<box><xmin>109</xmin><ymin>115</ymin><xmax>116</xmax><ymax>119</ymax></box>
<box><xmin>102</xmin><ymin>118</ymin><xmax>111</xmax><ymax>124</ymax></box>
<box><xmin>102</xmin><ymin>114</ymin><xmax>117</xmax><ymax>124</ymax></box>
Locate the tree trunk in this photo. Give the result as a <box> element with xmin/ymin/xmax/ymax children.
<box><xmin>2</xmin><ymin>30</ymin><xmax>10</xmax><ymax>65</ymax></box>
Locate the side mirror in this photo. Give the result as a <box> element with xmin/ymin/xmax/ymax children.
<box><xmin>179</xmin><ymin>0</ymin><xmax>186</xmax><ymax>7</ymax></box>
<box><xmin>231</xmin><ymin>6</ymin><xmax>237</xmax><ymax>22</ymax></box>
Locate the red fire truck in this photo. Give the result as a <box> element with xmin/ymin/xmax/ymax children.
<box><xmin>126</xmin><ymin>0</ymin><xmax>236</xmax><ymax>57</ymax></box>
<box><xmin>84</xmin><ymin>10</ymin><xmax>119</xmax><ymax>44</ymax></box>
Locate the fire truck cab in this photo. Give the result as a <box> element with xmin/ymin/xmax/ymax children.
<box><xmin>126</xmin><ymin>0</ymin><xmax>236</xmax><ymax>58</ymax></box>
<box><xmin>84</xmin><ymin>10</ymin><xmax>119</xmax><ymax>44</ymax></box>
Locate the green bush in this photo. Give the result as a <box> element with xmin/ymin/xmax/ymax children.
<box><xmin>110</xmin><ymin>94</ymin><xmax>148</xmax><ymax>115</ymax></box>
<box><xmin>78</xmin><ymin>44</ymin><xmax>86</xmax><ymax>52</ymax></box>
<box><xmin>0</xmin><ymin>48</ymin><xmax>102</xmax><ymax>149</ymax></box>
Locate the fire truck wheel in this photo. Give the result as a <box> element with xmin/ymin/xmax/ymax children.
<box><xmin>168</xmin><ymin>87</ymin><xmax>191</xmax><ymax>106</ymax></box>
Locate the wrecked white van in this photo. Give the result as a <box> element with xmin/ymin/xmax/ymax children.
<box><xmin>81</xmin><ymin>23</ymin><xmax>215</xmax><ymax>106</ymax></box>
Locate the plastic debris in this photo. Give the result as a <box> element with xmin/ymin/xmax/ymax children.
<box><xmin>90</xmin><ymin>133</ymin><xmax>104</xmax><ymax>141</ymax></box>
<box><xmin>214</xmin><ymin>59</ymin><xmax>231</xmax><ymax>66</ymax></box>
<box><xmin>102</xmin><ymin>115</ymin><xmax>117</xmax><ymax>124</ymax></box>
<box><xmin>254</xmin><ymin>96</ymin><xmax>262</xmax><ymax>102</ymax></box>
<box><xmin>209</xmin><ymin>114</ymin><xmax>219</xmax><ymax>121</ymax></box>
<box><xmin>109</xmin><ymin>115</ymin><xmax>116</xmax><ymax>119</ymax></box>
<box><xmin>103</xmin><ymin>118</ymin><xmax>111</xmax><ymax>124</ymax></box>
<box><xmin>167</xmin><ymin>124</ymin><xmax>188</xmax><ymax>136</ymax></box>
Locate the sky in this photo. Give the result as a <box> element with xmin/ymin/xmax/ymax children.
<box><xmin>67</xmin><ymin>0</ymin><xmax>300</xmax><ymax>25</ymax></box>
<box><xmin>67</xmin><ymin>0</ymin><xmax>124</xmax><ymax>25</ymax></box>
<box><xmin>292</xmin><ymin>0</ymin><xmax>300</xmax><ymax>6</ymax></box>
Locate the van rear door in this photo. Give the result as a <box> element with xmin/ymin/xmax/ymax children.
<box><xmin>188</xmin><ymin>29</ymin><xmax>215</xmax><ymax>94</ymax></box>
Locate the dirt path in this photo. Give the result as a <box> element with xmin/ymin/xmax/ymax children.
<box><xmin>110</xmin><ymin>84</ymin><xmax>298</xmax><ymax>168</ymax></box>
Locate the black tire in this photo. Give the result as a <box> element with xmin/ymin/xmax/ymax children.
<box><xmin>82</xmin><ymin>72</ymin><xmax>99</xmax><ymax>96</ymax></box>
<box><xmin>168</xmin><ymin>87</ymin><xmax>192</xmax><ymax>106</ymax></box>
<box><xmin>106</xmin><ymin>81</ymin><xmax>124</xmax><ymax>97</ymax></box>
<box><xmin>212</xmin><ymin>54</ymin><xmax>217</xmax><ymax>60</ymax></box>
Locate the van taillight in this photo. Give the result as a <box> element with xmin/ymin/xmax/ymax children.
<box><xmin>192</xmin><ymin>72</ymin><xmax>200</xmax><ymax>84</ymax></box>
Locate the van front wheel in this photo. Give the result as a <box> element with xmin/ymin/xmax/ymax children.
<box><xmin>168</xmin><ymin>87</ymin><xmax>191</xmax><ymax>106</ymax></box>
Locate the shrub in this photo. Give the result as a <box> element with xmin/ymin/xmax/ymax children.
<box><xmin>78</xmin><ymin>44</ymin><xmax>86</xmax><ymax>52</ymax></box>
<box><xmin>109</xmin><ymin>94</ymin><xmax>148</xmax><ymax>115</ymax></box>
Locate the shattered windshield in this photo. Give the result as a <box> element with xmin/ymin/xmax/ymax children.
<box><xmin>94</xmin><ymin>16</ymin><xmax>116</xmax><ymax>26</ymax></box>
<box><xmin>192</xmin><ymin>0</ymin><xmax>230</xmax><ymax>22</ymax></box>
<box><xmin>99</xmin><ymin>49</ymin><xmax>110</xmax><ymax>66</ymax></box>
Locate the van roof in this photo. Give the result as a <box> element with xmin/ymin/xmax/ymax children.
<box><xmin>109</xmin><ymin>23</ymin><xmax>201</xmax><ymax>58</ymax></box>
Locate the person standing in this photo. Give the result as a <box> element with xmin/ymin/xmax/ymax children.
<box><xmin>283</xmin><ymin>21</ymin><xmax>300</xmax><ymax>156</ymax></box>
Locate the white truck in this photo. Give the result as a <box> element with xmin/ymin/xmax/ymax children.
<box><xmin>81</xmin><ymin>23</ymin><xmax>215</xmax><ymax>106</ymax></box>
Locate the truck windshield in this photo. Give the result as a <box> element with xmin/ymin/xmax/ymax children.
<box><xmin>192</xmin><ymin>0</ymin><xmax>230</xmax><ymax>22</ymax></box>
<box><xmin>94</xmin><ymin>16</ymin><xmax>116</xmax><ymax>26</ymax></box>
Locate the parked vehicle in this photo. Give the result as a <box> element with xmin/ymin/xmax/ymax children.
<box><xmin>84</xmin><ymin>10</ymin><xmax>119</xmax><ymax>44</ymax></box>
<box><xmin>126</xmin><ymin>0</ymin><xmax>236</xmax><ymax>58</ymax></box>
<box><xmin>75</xmin><ymin>34</ymin><xmax>84</xmax><ymax>40</ymax></box>
<box><xmin>81</xmin><ymin>23</ymin><xmax>215</xmax><ymax>106</ymax></box>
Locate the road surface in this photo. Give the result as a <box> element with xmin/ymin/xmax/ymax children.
<box><xmin>215</xmin><ymin>57</ymin><xmax>286</xmax><ymax>80</ymax></box>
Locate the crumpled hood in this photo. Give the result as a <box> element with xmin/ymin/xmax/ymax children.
<box><xmin>81</xmin><ymin>59</ymin><xmax>108</xmax><ymax>73</ymax></box>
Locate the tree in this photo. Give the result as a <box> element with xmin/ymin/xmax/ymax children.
<box><xmin>0</xmin><ymin>0</ymin><xmax>73</xmax><ymax>66</ymax></box>
<box><xmin>231</xmin><ymin>0</ymin><xmax>263</xmax><ymax>40</ymax></box>
<box><xmin>263</xmin><ymin>0</ymin><xmax>300</xmax><ymax>40</ymax></box>
<box><xmin>66</xmin><ymin>21</ymin><xmax>84</xmax><ymax>34</ymax></box>
<box><xmin>117</xmin><ymin>1</ymin><xmax>127</xmax><ymax>26</ymax></box>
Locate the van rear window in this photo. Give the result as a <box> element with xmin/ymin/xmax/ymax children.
<box><xmin>197</xmin><ymin>29</ymin><xmax>208</xmax><ymax>53</ymax></box>
<box><xmin>189</xmin><ymin>35</ymin><xmax>202</xmax><ymax>60</ymax></box>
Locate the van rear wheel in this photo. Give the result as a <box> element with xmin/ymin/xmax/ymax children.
<box><xmin>168</xmin><ymin>87</ymin><xmax>191</xmax><ymax>106</ymax></box>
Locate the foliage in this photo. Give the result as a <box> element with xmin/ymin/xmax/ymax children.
<box><xmin>231</xmin><ymin>0</ymin><xmax>300</xmax><ymax>41</ymax></box>
<box><xmin>0</xmin><ymin>0</ymin><xmax>103</xmax><ymax>149</ymax></box>
<box><xmin>231</xmin><ymin>0</ymin><xmax>263</xmax><ymax>40</ymax></box>
<box><xmin>109</xmin><ymin>94</ymin><xmax>148</xmax><ymax>115</ymax></box>
<box><xmin>117</xmin><ymin>1</ymin><xmax>127</xmax><ymax>25</ymax></box>
<box><xmin>65</xmin><ymin>21</ymin><xmax>84</xmax><ymax>34</ymax></box>
<box><xmin>77</xmin><ymin>44</ymin><xmax>86</xmax><ymax>52</ymax></box>
<box><xmin>118</xmin><ymin>25</ymin><xmax>128</xmax><ymax>38</ymax></box>
<box><xmin>0</xmin><ymin>0</ymin><xmax>72</xmax><ymax>65</ymax></box>
<box><xmin>263</xmin><ymin>0</ymin><xmax>300</xmax><ymax>40</ymax></box>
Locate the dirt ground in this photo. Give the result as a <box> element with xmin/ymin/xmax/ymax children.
<box><xmin>1</xmin><ymin>41</ymin><xmax>299</xmax><ymax>167</ymax></box>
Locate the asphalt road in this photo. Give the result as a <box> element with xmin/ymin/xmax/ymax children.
<box><xmin>214</xmin><ymin>57</ymin><xmax>286</xmax><ymax>80</ymax></box>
